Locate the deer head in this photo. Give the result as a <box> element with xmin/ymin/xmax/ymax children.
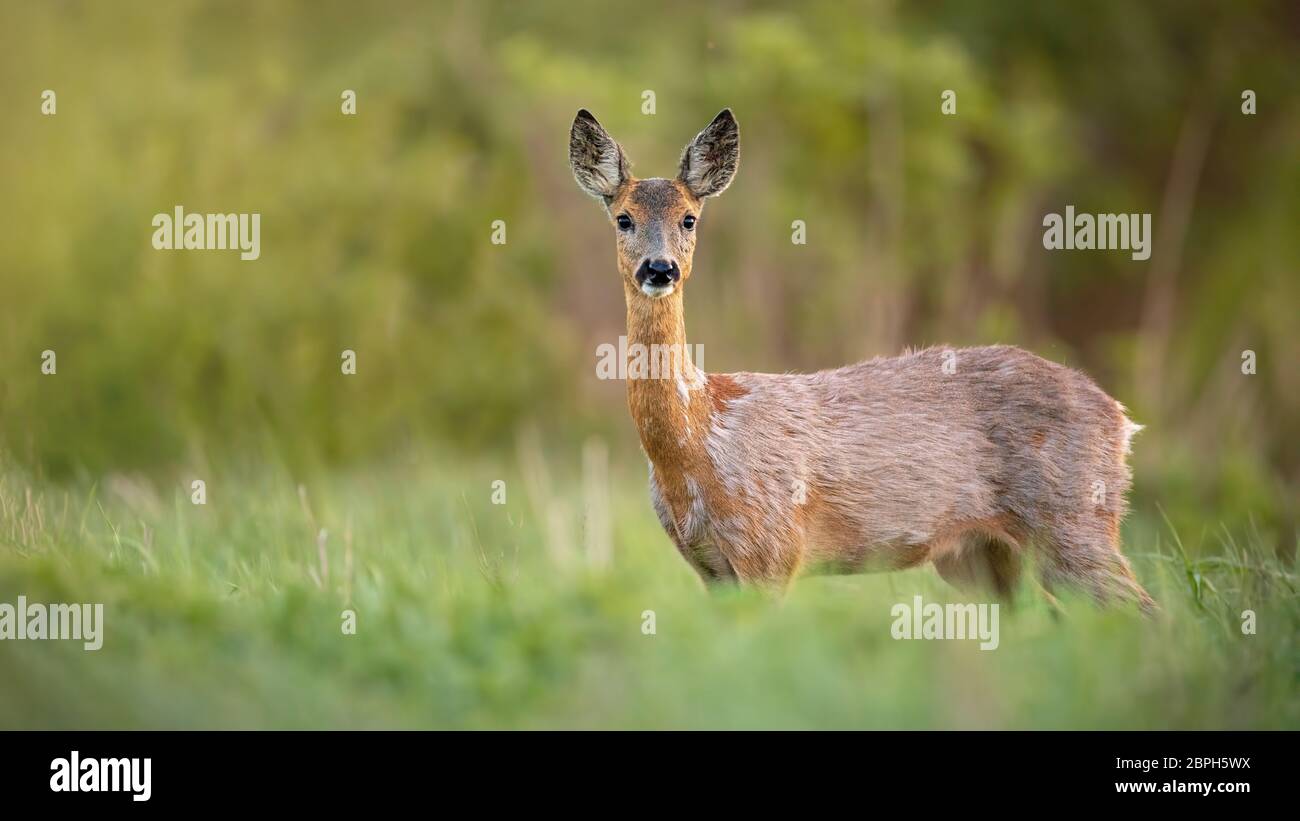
<box><xmin>569</xmin><ymin>108</ymin><xmax>739</xmax><ymax>300</ymax></box>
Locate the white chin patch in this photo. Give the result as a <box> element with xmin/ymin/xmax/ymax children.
<box><xmin>640</xmin><ymin>282</ymin><xmax>675</xmax><ymax>299</ymax></box>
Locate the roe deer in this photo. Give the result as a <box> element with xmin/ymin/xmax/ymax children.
<box><xmin>569</xmin><ymin>108</ymin><xmax>1155</xmax><ymax>611</ymax></box>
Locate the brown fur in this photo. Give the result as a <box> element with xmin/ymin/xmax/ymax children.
<box><xmin>706</xmin><ymin>373</ymin><xmax>748</xmax><ymax>413</ymax></box>
<box><xmin>569</xmin><ymin>109</ymin><xmax>1155</xmax><ymax>611</ymax></box>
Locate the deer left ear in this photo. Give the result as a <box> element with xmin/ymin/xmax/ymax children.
<box><xmin>678</xmin><ymin>109</ymin><xmax>739</xmax><ymax>198</ymax></box>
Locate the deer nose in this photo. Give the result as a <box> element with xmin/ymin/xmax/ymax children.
<box><xmin>638</xmin><ymin>258</ymin><xmax>680</xmax><ymax>288</ymax></box>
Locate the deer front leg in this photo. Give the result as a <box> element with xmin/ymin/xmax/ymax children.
<box><xmin>660</xmin><ymin>529</ymin><xmax>740</xmax><ymax>587</ymax></box>
<box><xmin>649</xmin><ymin>469</ymin><xmax>738</xmax><ymax>585</ymax></box>
<box><xmin>648</xmin><ymin>464</ymin><xmax>804</xmax><ymax>591</ymax></box>
<box><xmin>651</xmin><ymin>487</ymin><xmax>801</xmax><ymax>590</ymax></box>
<box><xmin>711</xmin><ymin>527</ymin><xmax>806</xmax><ymax>593</ymax></box>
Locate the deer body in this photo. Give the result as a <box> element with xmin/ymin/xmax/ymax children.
<box><xmin>571</xmin><ymin>109</ymin><xmax>1153</xmax><ymax>609</ymax></box>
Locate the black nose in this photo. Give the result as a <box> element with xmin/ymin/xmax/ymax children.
<box><xmin>638</xmin><ymin>259</ymin><xmax>681</xmax><ymax>287</ymax></box>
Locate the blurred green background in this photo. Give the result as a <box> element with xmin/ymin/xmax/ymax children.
<box><xmin>0</xmin><ymin>0</ymin><xmax>1296</xmax><ymax>728</ymax></box>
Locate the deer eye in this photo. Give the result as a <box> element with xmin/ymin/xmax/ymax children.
<box><xmin>616</xmin><ymin>214</ymin><xmax>633</xmax><ymax>231</ymax></box>
<box><xmin>682</xmin><ymin>214</ymin><xmax>697</xmax><ymax>230</ymax></box>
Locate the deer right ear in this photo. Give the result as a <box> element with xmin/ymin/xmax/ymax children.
<box><xmin>569</xmin><ymin>109</ymin><xmax>628</xmax><ymax>202</ymax></box>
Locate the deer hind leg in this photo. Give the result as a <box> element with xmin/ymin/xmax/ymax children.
<box><xmin>932</xmin><ymin>532</ymin><xmax>1023</xmax><ymax>602</ymax></box>
<box><xmin>1037</xmin><ymin>515</ymin><xmax>1156</xmax><ymax>614</ymax></box>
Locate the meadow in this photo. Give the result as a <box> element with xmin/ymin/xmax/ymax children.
<box><xmin>0</xmin><ymin>445</ymin><xmax>1294</xmax><ymax>729</ymax></box>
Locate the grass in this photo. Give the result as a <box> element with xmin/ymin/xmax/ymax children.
<box><xmin>0</xmin><ymin>443</ymin><xmax>1296</xmax><ymax>730</ymax></box>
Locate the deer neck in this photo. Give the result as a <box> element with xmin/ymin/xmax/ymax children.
<box><xmin>624</xmin><ymin>284</ymin><xmax>712</xmax><ymax>471</ymax></box>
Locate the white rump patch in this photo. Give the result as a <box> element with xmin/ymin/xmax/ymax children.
<box><xmin>1113</xmin><ymin>400</ymin><xmax>1145</xmax><ymax>456</ymax></box>
<box><xmin>1120</xmin><ymin>418</ymin><xmax>1144</xmax><ymax>455</ymax></box>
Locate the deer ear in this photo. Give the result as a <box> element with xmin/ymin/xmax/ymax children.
<box><xmin>569</xmin><ymin>109</ymin><xmax>629</xmax><ymax>201</ymax></box>
<box><xmin>678</xmin><ymin>109</ymin><xmax>739</xmax><ymax>198</ymax></box>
